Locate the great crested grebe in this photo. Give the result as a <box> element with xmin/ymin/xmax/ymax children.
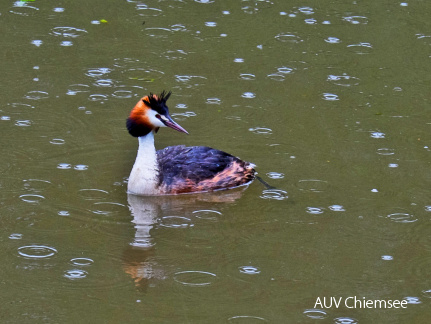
<box><xmin>126</xmin><ymin>91</ymin><xmax>256</xmax><ymax>195</ymax></box>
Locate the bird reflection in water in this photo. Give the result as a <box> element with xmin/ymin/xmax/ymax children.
<box><xmin>122</xmin><ymin>187</ymin><xmax>248</xmax><ymax>290</ymax></box>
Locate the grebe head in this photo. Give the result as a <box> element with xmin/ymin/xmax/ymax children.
<box><xmin>126</xmin><ymin>91</ymin><xmax>189</xmax><ymax>137</ymax></box>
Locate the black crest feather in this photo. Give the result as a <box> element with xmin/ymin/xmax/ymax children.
<box><xmin>143</xmin><ymin>90</ymin><xmax>171</xmax><ymax>115</ymax></box>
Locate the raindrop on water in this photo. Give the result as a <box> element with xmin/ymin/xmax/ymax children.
<box><xmin>18</xmin><ymin>245</ymin><xmax>57</xmax><ymax>259</ymax></box>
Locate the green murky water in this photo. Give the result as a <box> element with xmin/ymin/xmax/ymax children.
<box><xmin>1</xmin><ymin>0</ymin><xmax>430</xmax><ymax>323</ymax></box>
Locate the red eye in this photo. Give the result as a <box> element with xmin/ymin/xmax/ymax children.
<box><xmin>155</xmin><ymin>114</ymin><xmax>161</xmax><ymax>119</ymax></box>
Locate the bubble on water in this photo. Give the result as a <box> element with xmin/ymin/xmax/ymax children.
<box><xmin>206</xmin><ymin>98</ymin><xmax>221</xmax><ymax>104</ymax></box>
<box><xmin>50</xmin><ymin>138</ymin><xmax>65</xmax><ymax>145</ymax></box>
<box><xmin>322</xmin><ymin>93</ymin><xmax>339</xmax><ymax>101</ymax></box>
<box><xmin>266</xmin><ymin>172</ymin><xmax>284</xmax><ymax>179</ymax></box>
<box><xmin>239</xmin><ymin>265</ymin><xmax>261</xmax><ymax>275</ymax></box>
<box><xmin>9</xmin><ymin>233</ymin><xmax>23</xmax><ymax>240</ymax></box>
<box><xmin>64</xmin><ymin>269</ymin><xmax>88</xmax><ymax>280</ymax></box>
<box><xmin>57</xmin><ymin>163</ymin><xmax>72</xmax><ymax>170</ymax></box>
<box><xmin>15</xmin><ymin>120</ymin><xmax>32</xmax><ymax>127</ymax></box>
<box><xmin>370</xmin><ymin>132</ymin><xmax>385</xmax><ymax>139</ymax></box>
<box><xmin>304</xmin><ymin>18</ymin><xmax>317</xmax><ymax>25</ymax></box>
<box><xmin>329</xmin><ymin>205</ymin><xmax>345</xmax><ymax>212</ymax></box>
<box><xmin>74</xmin><ymin>164</ymin><xmax>88</xmax><ymax>171</ymax></box>
<box><xmin>60</xmin><ymin>41</ymin><xmax>73</xmax><ymax>46</ymax></box>
<box><xmin>306</xmin><ymin>207</ymin><xmax>324</xmax><ymax>215</ymax></box>
<box><xmin>334</xmin><ymin>317</ymin><xmax>358</xmax><ymax>324</ymax></box>
<box><xmin>242</xmin><ymin>92</ymin><xmax>256</xmax><ymax>99</ymax></box>
<box><xmin>404</xmin><ymin>296</ymin><xmax>421</xmax><ymax>304</ymax></box>
<box><xmin>31</xmin><ymin>40</ymin><xmax>43</xmax><ymax>47</ymax></box>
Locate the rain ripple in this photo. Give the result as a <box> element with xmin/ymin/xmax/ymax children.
<box><xmin>136</xmin><ymin>5</ymin><xmax>163</xmax><ymax>17</ymax></box>
<box><xmin>377</xmin><ymin>148</ymin><xmax>395</xmax><ymax>155</ymax></box>
<box><xmin>329</xmin><ymin>205</ymin><xmax>345</xmax><ymax>212</ymax></box>
<box><xmin>239</xmin><ymin>265</ymin><xmax>261</xmax><ymax>275</ymax></box>
<box><xmin>78</xmin><ymin>189</ymin><xmax>110</xmax><ymax>200</ymax></box>
<box><xmin>192</xmin><ymin>209</ymin><xmax>221</xmax><ymax>221</ymax></box>
<box><xmin>322</xmin><ymin>93</ymin><xmax>339</xmax><ymax>101</ymax></box>
<box><xmin>174</xmin><ymin>270</ymin><xmax>217</xmax><ymax>286</ymax></box>
<box><xmin>175</xmin><ymin>75</ymin><xmax>207</xmax><ymax>88</ymax></box>
<box><xmin>325</xmin><ymin>37</ymin><xmax>341</xmax><ymax>44</ymax></box>
<box><xmin>24</xmin><ymin>91</ymin><xmax>49</xmax><ymax>100</ymax></box>
<box><xmin>91</xmin><ymin>202</ymin><xmax>128</xmax><ymax>216</ymax></box>
<box><xmin>404</xmin><ymin>296</ymin><xmax>421</xmax><ymax>304</ymax></box>
<box><xmin>145</xmin><ymin>27</ymin><xmax>172</xmax><ymax>38</ymax></box>
<box><xmin>18</xmin><ymin>245</ymin><xmax>57</xmax><ymax>259</ymax></box>
<box><xmin>298</xmin><ymin>179</ymin><xmax>328</xmax><ymax>192</ymax></box>
<box><xmin>242</xmin><ymin>92</ymin><xmax>256</xmax><ymax>99</ymax></box>
<box><xmin>15</xmin><ymin>120</ymin><xmax>32</xmax><ymax>127</ymax></box>
<box><xmin>260</xmin><ymin>189</ymin><xmax>288</xmax><ymax>200</ymax></box>
<box><xmin>50</xmin><ymin>27</ymin><xmax>88</xmax><ymax>38</ymax></box>
<box><xmin>9</xmin><ymin>2</ymin><xmax>39</xmax><ymax>16</ymax></box>
<box><xmin>19</xmin><ymin>194</ymin><xmax>45</xmax><ymax>204</ymax></box>
<box><xmin>228</xmin><ymin>316</ymin><xmax>268</xmax><ymax>322</ymax></box>
<box><xmin>387</xmin><ymin>212</ymin><xmax>417</xmax><ymax>223</ymax></box>
<box><xmin>370</xmin><ymin>132</ymin><xmax>385</xmax><ymax>139</ymax></box>
<box><xmin>64</xmin><ymin>269</ymin><xmax>88</xmax><ymax>280</ymax></box>
<box><xmin>159</xmin><ymin>216</ymin><xmax>193</xmax><ymax>228</ymax></box>
<box><xmin>306</xmin><ymin>207</ymin><xmax>324</xmax><ymax>214</ymax></box>
<box><xmin>334</xmin><ymin>317</ymin><xmax>358</xmax><ymax>324</ymax></box>
<box><xmin>85</xmin><ymin>67</ymin><xmax>112</xmax><ymax>78</ymax></box>
<box><xmin>275</xmin><ymin>32</ymin><xmax>303</xmax><ymax>43</ymax></box>
<box><xmin>249</xmin><ymin>127</ymin><xmax>272</xmax><ymax>134</ymax></box>
<box><xmin>347</xmin><ymin>42</ymin><xmax>373</xmax><ymax>54</ymax></box>
<box><xmin>123</xmin><ymin>67</ymin><xmax>164</xmax><ymax>82</ymax></box>
<box><xmin>162</xmin><ymin>49</ymin><xmax>188</xmax><ymax>60</ymax></box>
<box><xmin>70</xmin><ymin>257</ymin><xmax>94</xmax><ymax>266</ymax></box>
<box><xmin>327</xmin><ymin>74</ymin><xmax>360</xmax><ymax>86</ymax></box>
<box><xmin>206</xmin><ymin>98</ymin><xmax>221</xmax><ymax>104</ymax></box>
<box><xmin>239</xmin><ymin>73</ymin><xmax>256</xmax><ymax>80</ymax></box>
<box><xmin>343</xmin><ymin>16</ymin><xmax>369</xmax><ymax>24</ymax></box>
<box><xmin>303</xmin><ymin>308</ymin><xmax>327</xmax><ymax>319</ymax></box>
<box><xmin>266</xmin><ymin>172</ymin><xmax>284</xmax><ymax>179</ymax></box>
<box><xmin>66</xmin><ymin>84</ymin><xmax>90</xmax><ymax>95</ymax></box>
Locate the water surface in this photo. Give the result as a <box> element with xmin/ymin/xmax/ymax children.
<box><xmin>1</xmin><ymin>0</ymin><xmax>431</xmax><ymax>323</ymax></box>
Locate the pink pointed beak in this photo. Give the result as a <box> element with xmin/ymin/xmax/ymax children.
<box><xmin>163</xmin><ymin>114</ymin><xmax>189</xmax><ymax>134</ymax></box>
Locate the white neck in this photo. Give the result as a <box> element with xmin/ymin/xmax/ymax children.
<box><xmin>127</xmin><ymin>131</ymin><xmax>160</xmax><ymax>195</ymax></box>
